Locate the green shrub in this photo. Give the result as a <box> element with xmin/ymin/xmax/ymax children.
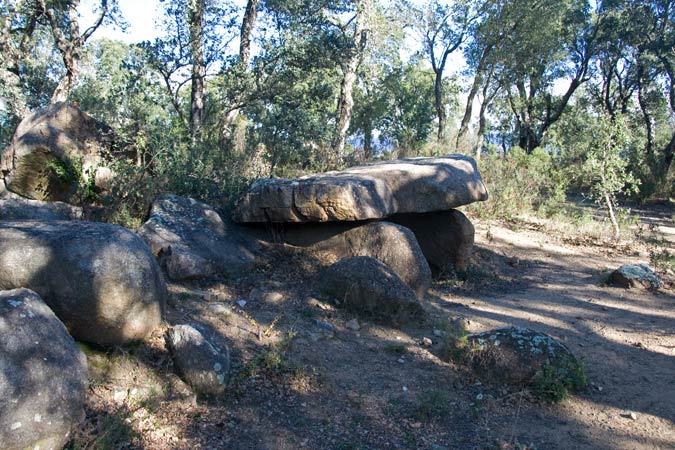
<box><xmin>531</xmin><ymin>360</ymin><xmax>587</xmax><ymax>402</ymax></box>
<box><xmin>468</xmin><ymin>147</ymin><xmax>567</xmax><ymax>220</ymax></box>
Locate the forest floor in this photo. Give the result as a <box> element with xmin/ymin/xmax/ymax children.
<box><xmin>70</xmin><ymin>202</ymin><xmax>675</xmax><ymax>450</ymax></box>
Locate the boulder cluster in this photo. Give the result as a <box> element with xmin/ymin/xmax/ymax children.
<box><xmin>0</xmin><ymin>103</ymin><xmax>593</xmax><ymax>447</ymax></box>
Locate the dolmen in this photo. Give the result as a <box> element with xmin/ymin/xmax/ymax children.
<box><xmin>232</xmin><ymin>154</ymin><xmax>488</xmax><ymax>324</ymax></box>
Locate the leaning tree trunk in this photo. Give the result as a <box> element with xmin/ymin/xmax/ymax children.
<box><xmin>239</xmin><ymin>0</ymin><xmax>259</xmax><ymax>66</ymax></box>
<box><xmin>456</xmin><ymin>49</ymin><xmax>491</xmax><ymax>151</ymax></box>
<box><xmin>456</xmin><ymin>73</ymin><xmax>481</xmax><ymax>151</ymax></box>
<box><xmin>331</xmin><ymin>0</ymin><xmax>371</xmax><ymax>157</ymax></box>
<box><xmin>604</xmin><ymin>190</ymin><xmax>620</xmax><ymax>241</ymax></box>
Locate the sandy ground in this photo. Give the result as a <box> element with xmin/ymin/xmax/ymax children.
<box><xmin>71</xmin><ymin>208</ymin><xmax>675</xmax><ymax>450</ymax></box>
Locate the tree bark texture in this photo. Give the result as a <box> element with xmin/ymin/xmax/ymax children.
<box><xmin>239</xmin><ymin>0</ymin><xmax>259</xmax><ymax>66</ymax></box>
<box><xmin>331</xmin><ymin>0</ymin><xmax>371</xmax><ymax>157</ymax></box>
<box><xmin>188</xmin><ymin>0</ymin><xmax>206</xmax><ymax>143</ymax></box>
<box><xmin>42</xmin><ymin>0</ymin><xmax>108</xmax><ymax>103</ymax></box>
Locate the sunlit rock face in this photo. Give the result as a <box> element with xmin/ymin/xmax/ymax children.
<box><xmin>232</xmin><ymin>155</ymin><xmax>488</xmax><ymax>223</ymax></box>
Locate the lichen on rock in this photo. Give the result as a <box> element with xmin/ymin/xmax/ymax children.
<box><xmin>466</xmin><ymin>326</ymin><xmax>586</xmax><ymax>401</ymax></box>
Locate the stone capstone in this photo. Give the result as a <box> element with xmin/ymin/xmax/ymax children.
<box><xmin>276</xmin><ymin>221</ymin><xmax>432</xmax><ymax>298</ymax></box>
<box><xmin>0</xmin><ymin>102</ymin><xmax>119</xmax><ymax>202</ymax></box>
<box><xmin>0</xmin><ymin>220</ymin><xmax>167</xmax><ymax>346</ymax></box>
<box><xmin>321</xmin><ymin>256</ymin><xmax>426</xmax><ymax>326</ymax></box>
<box><xmin>165</xmin><ymin>324</ymin><xmax>231</xmax><ymax>396</ymax></box>
<box><xmin>389</xmin><ymin>209</ymin><xmax>475</xmax><ymax>273</ymax></box>
<box><xmin>609</xmin><ymin>264</ymin><xmax>661</xmax><ymax>290</ymax></box>
<box><xmin>232</xmin><ymin>155</ymin><xmax>488</xmax><ymax>223</ymax></box>
<box><xmin>138</xmin><ymin>194</ymin><xmax>261</xmax><ymax>281</ymax></box>
<box><xmin>467</xmin><ymin>326</ymin><xmax>586</xmax><ymax>400</ymax></box>
<box><xmin>0</xmin><ymin>288</ymin><xmax>88</xmax><ymax>450</ymax></box>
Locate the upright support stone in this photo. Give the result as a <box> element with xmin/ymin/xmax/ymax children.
<box><xmin>389</xmin><ymin>209</ymin><xmax>475</xmax><ymax>273</ymax></box>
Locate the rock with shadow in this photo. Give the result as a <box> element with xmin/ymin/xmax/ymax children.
<box><xmin>321</xmin><ymin>256</ymin><xmax>426</xmax><ymax>327</ymax></box>
<box><xmin>138</xmin><ymin>194</ymin><xmax>262</xmax><ymax>281</ymax></box>
<box><xmin>0</xmin><ymin>220</ymin><xmax>167</xmax><ymax>346</ymax></box>
<box><xmin>0</xmin><ymin>288</ymin><xmax>88</xmax><ymax>450</ymax></box>
<box><xmin>466</xmin><ymin>326</ymin><xmax>586</xmax><ymax>401</ymax></box>
<box><xmin>388</xmin><ymin>209</ymin><xmax>475</xmax><ymax>273</ymax></box>
<box><xmin>280</xmin><ymin>220</ymin><xmax>432</xmax><ymax>298</ymax></box>
<box><xmin>0</xmin><ymin>197</ymin><xmax>83</xmax><ymax>220</ymax></box>
<box><xmin>232</xmin><ymin>155</ymin><xmax>488</xmax><ymax>223</ymax></box>
<box><xmin>165</xmin><ymin>323</ymin><xmax>231</xmax><ymax>396</ymax></box>
<box><xmin>608</xmin><ymin>264</ymin><xmax>662</xmax><ymax>290</ymax></box>
<box><xmin>0</xmin><ymin>102</ymin><xmax>121</xmax><ymax>202</ymax></box>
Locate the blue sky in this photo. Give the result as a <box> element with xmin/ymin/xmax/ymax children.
<box><xmin>80</xmin><ymin>0</ymin><xmax>162</xmax><ymax>43</ymax></box>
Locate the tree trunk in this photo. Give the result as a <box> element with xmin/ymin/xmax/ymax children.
<box><xmin>332</xmin><ymin>65</ymin><xmax>358</xmax><ymax>156</ymax></box>
<box><xmin>222</xmin><ymin>0</ymin><xmax>260</xmax><ymax>143</ymax></box>
<box><xmin>660</xmin><ymin>131</ymin><xmax>675</xmax><ymax>180</ymax></box>
<box><xmin>0</xmin><ymin>68</ymin><xmax>30</xmax><ymax>118</ymax></box>
<box><xmin>655</xmin><ymin>55</ymin><xmax>675</xmax><ymax>180</ymax></box>
<box><xmin>475</xmin><ymin>119</ymin><xmax>485</xmax><ymax>159</ymax></box>
<box><xmin>239</xmin><ymin>0</ymin><xmax>259</xmax><ymax>66</ymax></box>
<box><xmin>331</xmin><ymin>0</ymin><xmax>371</xmax><ymax>157</ymax></box>
<box><xmin>43</xmin><ymin>0</ymin><xmax>82</xmax><ymax>103</ymax></box>
<box><xmin>456</xmin><ymin>73</ymin><xmax>480</xmax><ymax>151</ymax></box>
<box><xmin>456</xmin><ymin>49</ymin><xmax>490</xmax><ymax>151</ymax></box>
<box><xmin>637</xmin><ymin>62</ymin><xmax>656</xmax><ymax>175</ymax></box>
<box><xmin>363</xmin><ymin>117</ymin><xmax>373</xmax><ymax>161</ymax></box>
<box><xmin>188</xmin><ymin>0</ymin><xmax>206</xmax><ymax>143</ymax></box>
<box><xmin>475</xmin><ymin>97</ymin><xmax>488</xmax><ymax>159</ymax></box>
<box><xmin>517</xmin><ymin>123</ymin><xmax>539</xmax><ymax>154</ymax></box>
<box><xmin>42</xmin><ymin>0</ymin><xmax>108</xmax><ymax>103</ymax></box>
<box><xmin>434</xmin><ymin>67</ymin><xmax>445</xmax><ymax>141</ymax></box>
<box><xmin>604</xmin><ymin>190</ymin><xmax>620</xmax><ymax>241</ymax></box>
<box><xmin>0</xmin><ymin>0</ymin><xmax>37</xmax><ymax>118</ymax></box>
<box><xmin>51</xmin><ymin>56</ymin><xmax>77</xmax><ymax>103</ymax></box>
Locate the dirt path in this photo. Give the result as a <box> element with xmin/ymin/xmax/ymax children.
<box><xmin>73</xmin><ymin>211</ymin><xmax>675</xmax><ymax>450</ymax></box>
<box><xmin>440</xmin><ymin>219</ymin><xmax>675</xmax><ymax>449</ymax></box>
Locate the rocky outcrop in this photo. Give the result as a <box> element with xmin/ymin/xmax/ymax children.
<box><xmin>0</xmin><ymin>102</ymin><xmax>119</xmax><ymax>202</ymax></box>
<box><xmin>467</xmin><ymin>327</ymin><xmax>586</xmax><ymax>400</ymax></box>
<box><xmin>166</xmin><ymin>324</ymin><xmax>230</xmax><ymax>396</ymax></box>
<box><xmin>321</xmin><ymin>256</ymin><xmax>426</xmax><ymax>326</ymax></box>
<box><xmin>389</xmin><ymin>209</ymin><xmax>475</xmax><ymax>273</ymax></box>
<box><xmin>0</xmin><ymin>288</ymin><xmax>88</xmax><ymax>450</ymax></box>
<box><xmin>0</xmin><ymin>197</ymin><xmax>83</xmax><ymax>220</ymax></box>
<box><xmin>138</xmin><ymin>194</ymin><xmax>262</xmax><ymax>281</ymax></box>
<box><xmin>284</xmin><ymin>221</ymin><xmax>431</xmax><ymax>298</ymax></box>
<box><xmin>0</xmin><ymin>220</ymin><xmax>166</xmax><ymax>346</ymax></box>
<box><xmin>233</xmin><ymin>155</ymin><xmax>488</xmax><ymax>223</ymax></box>
<box><xmin>609</xmin><ymin>264</ymin><xmax>661</xmax><ymax>290</ymax></box>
